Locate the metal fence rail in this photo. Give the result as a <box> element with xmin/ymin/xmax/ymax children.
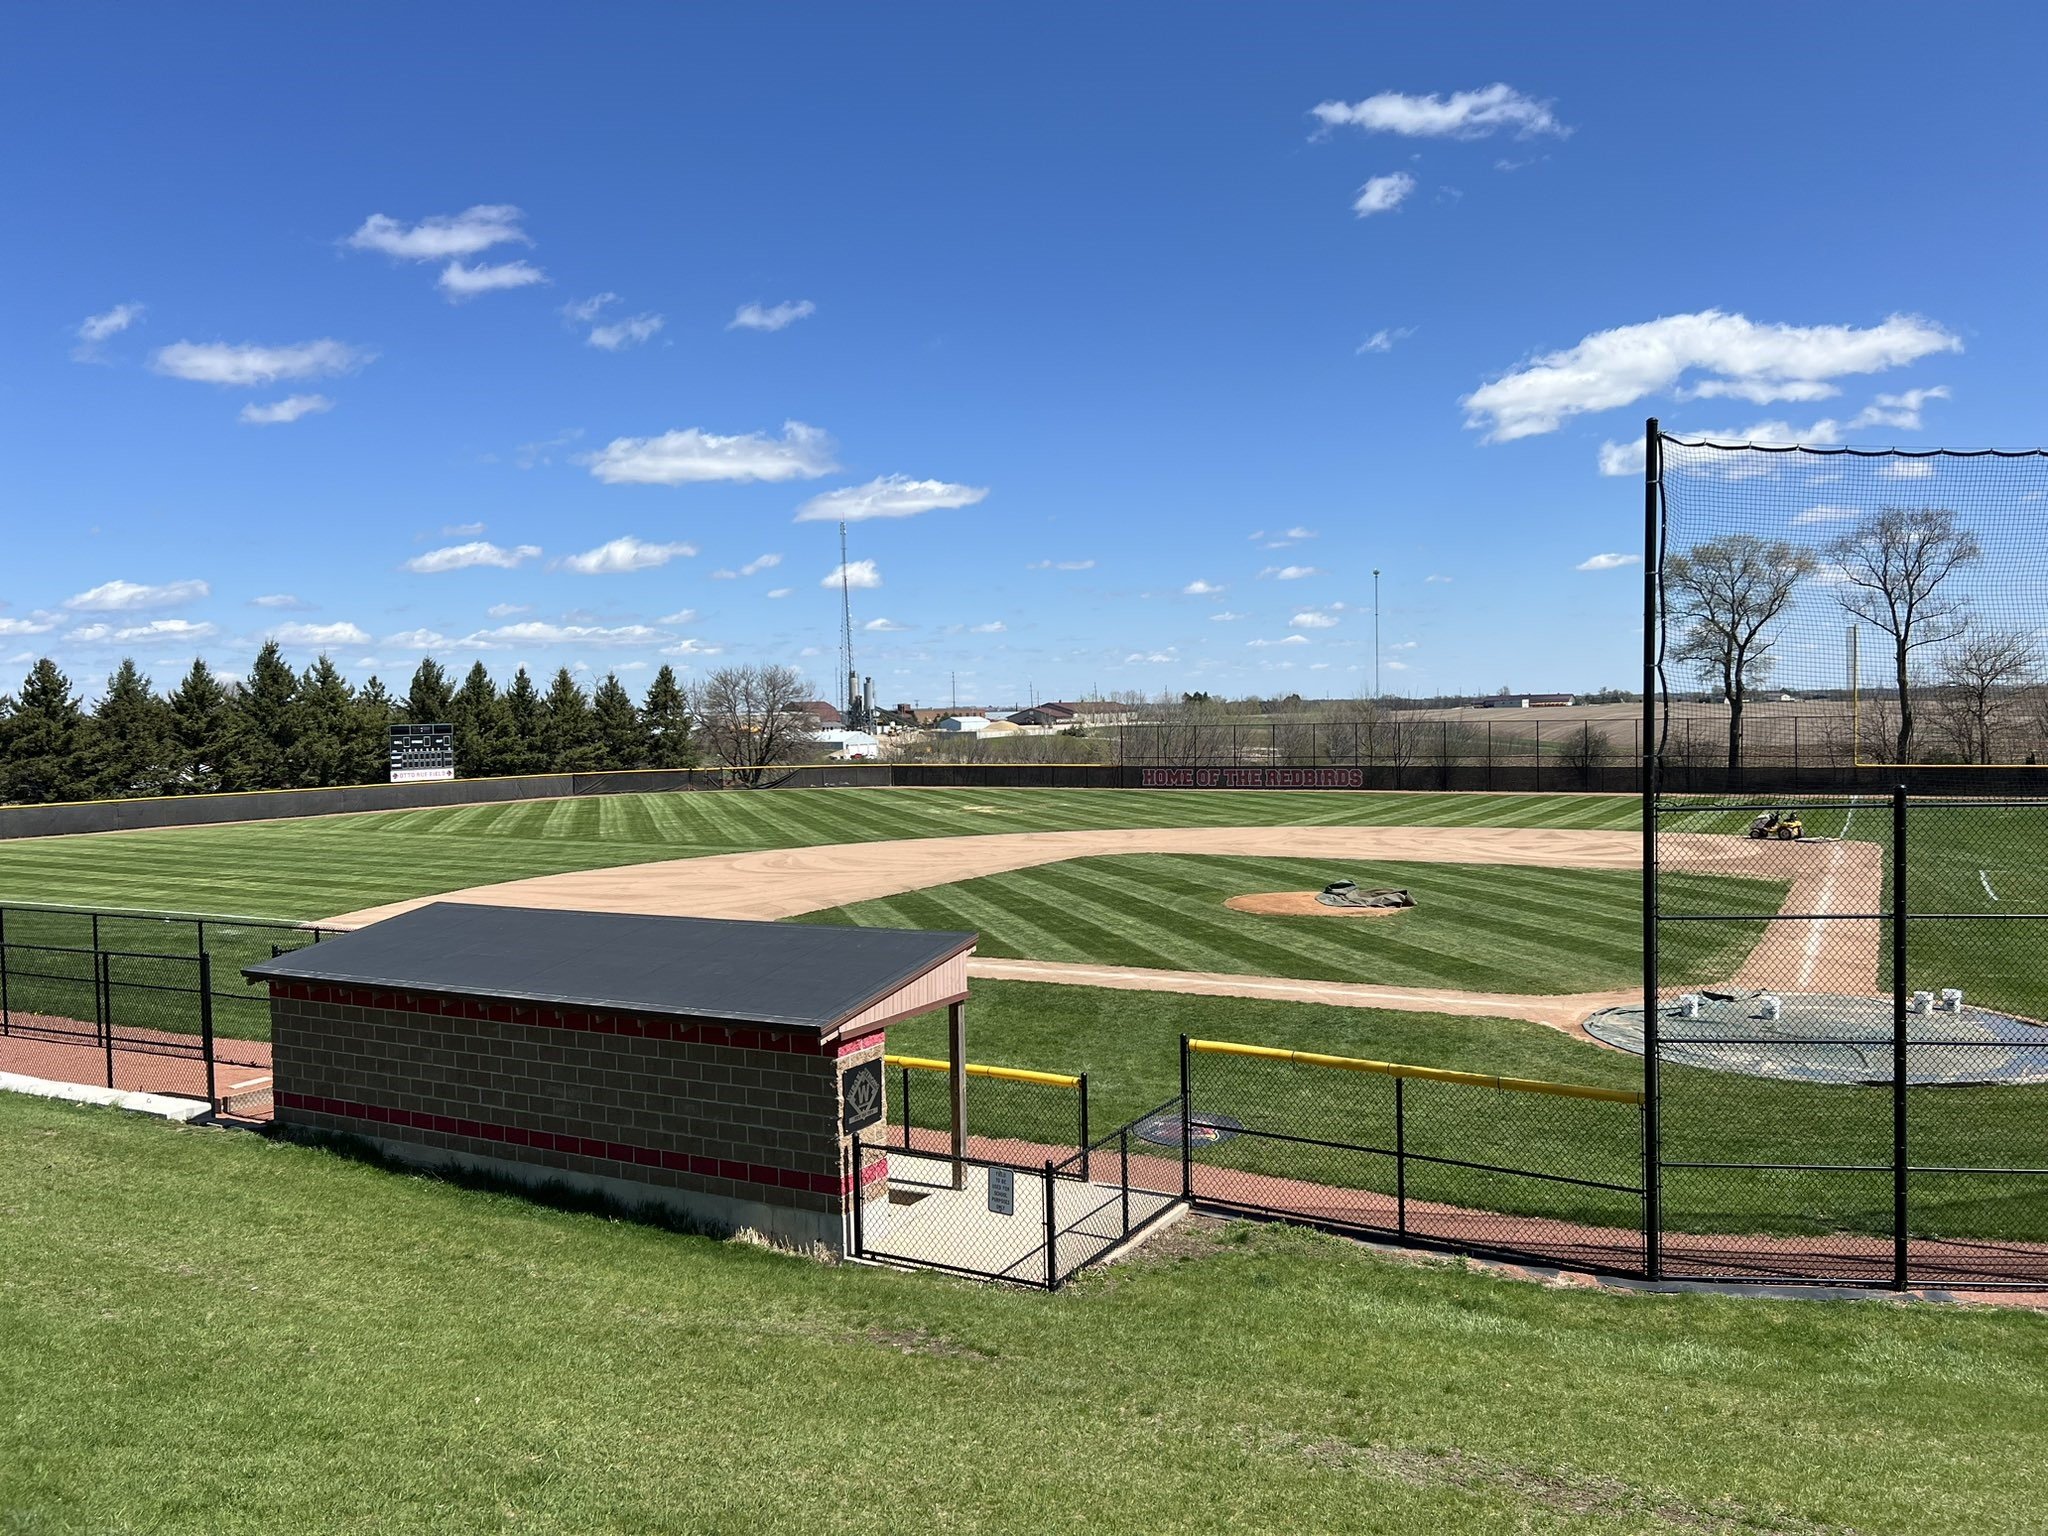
<box><xmin>883</xmin><ymin>1053</ymin><xmax>1090</xmax><ymax>1169</ymax></box>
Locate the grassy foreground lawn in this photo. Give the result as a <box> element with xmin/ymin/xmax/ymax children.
<box><xmin>796</xmin><ymin>854</ymin><xmax>1780</xmax><ymax>993</ymax></box>
<box><xmin>891</xmin><ymin>982</ymin><xmax>2048</xmax><ymax>1241</ymax></box>
<box><xmin>0</xmin><ymin>788</ymin><xmax>1637</xmax><ymax>921</ymax></box>
<box><xmin>3</xmin><ymin>1094</ymin><xmax>2044</xmax><ymax>1536</ymax></box>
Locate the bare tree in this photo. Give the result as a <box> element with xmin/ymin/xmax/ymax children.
<box><xmin>690</xmin><ymin>664</ymin><xmax>820</xmax><ymax>785</ymax></box>
<box><xmin>1934</xmin><ymin>625</ymin><xmax>2041</xmax><ymax>764</ymax></box>
<box><xmin>1827</xmin><ymin>506</ymin><xmax>1982</xmax><ymax>763</ymax></box>
<box><xmin>1664</xmin><ymin>534</ymin><xmax>1815</xmax><ymax>769</ymax></box>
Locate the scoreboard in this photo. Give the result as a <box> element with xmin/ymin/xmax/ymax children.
<box><xmin>390</xmin><ymin>722</ymin><xmax>456</xmax><ymax>783</ymax></box>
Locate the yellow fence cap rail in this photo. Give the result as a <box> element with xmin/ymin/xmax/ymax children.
<box><xmin>1185</xmin><ymin>1038</ymin><xmax>1642</xmax><ymax>1105</ymax></box>
<box><xmin>884</xmin><ymin>1053</ymin><xmax>1081</xmax><ymax>1089</ymax></box>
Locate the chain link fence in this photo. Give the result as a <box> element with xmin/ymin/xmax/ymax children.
<box><xmin>881</xmin><ymin>1054</ymin><xmax>1090</xmax><ymax>1169</ymax></box>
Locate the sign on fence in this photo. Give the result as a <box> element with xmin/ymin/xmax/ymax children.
<box><xmin>986</xmin><ymin>1166</ymin><xmax>1015</xmax><ymax>1216</ymax></box>
<box><xmin>1138</xmin><ymin>767</ymin><xmax>1365</xmax><ymax>790</ymax></box>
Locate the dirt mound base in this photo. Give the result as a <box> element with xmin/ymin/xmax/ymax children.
<box><xmin>1224</xmin><ymin>891</ymin><xmax>1413</xmax><ymax>919</ymax></box>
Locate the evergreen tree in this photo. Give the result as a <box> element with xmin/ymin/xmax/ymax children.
<box><xmin>590</xmin><ymin>672</ymin><xmax>645</xmax><ymax>769</ymax></box>
<box><xmin>541</xmin><ymin>667</ymin><xmax>598</xmax><ymax>771</ymax></box>
<box><xmin>90</xmin><ymin>658</ymin><xmax>174</xmax><ymax>797</ymax></box>
<box><xmin>497</xmin><ymin>667</ymin><xmax>547</xmax><ymax>775</ymax></box>
<box><xmin>403</xmin><ymin>657</ymin><xmax>455</xmax><ymax>725</ymax></box>
<box><xmin>350</xmin><ymin>676</ymin><xmax>398</xmax><ymax>784</ymax></box>
<box><xmin>449</xmin><ymin>662</ymin><xmax>501</xmax><ymax>777</ymax></box>
<box><xmin>167</xmin><ymin>658</ymin><xmax>236</xmax><ymax>793</ymax></box>
<box><xmin>287</xmin><ymin>655</ymin><xmax>357</xmax><ymax>786</ymax></box>
<box><xmin>1</xmin><ymin>659</ymin><xmax>93</xmax><ymax>804</ymax></box>
<box><xmin>640</xmin><ymin>665</ymin><xmax>696</xmax><ymax>768</ymax></box>
<box><xmin>232</xmin><ymin>641</ymin><xmax>299</xmax><ymax>789</ymax></box>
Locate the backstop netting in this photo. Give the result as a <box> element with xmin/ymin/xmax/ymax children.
<box><xmin>1646</xmin><ymin>427</ymin><xmax>2048</xmax><ymax>1287</ymax></box>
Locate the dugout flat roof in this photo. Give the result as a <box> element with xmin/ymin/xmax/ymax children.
<box><xmin>243</xmin><ymin>901</ymin><xmax>976</xmax><ymax>1034</ymax></box>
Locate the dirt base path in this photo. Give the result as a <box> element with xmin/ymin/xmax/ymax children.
<box><xmin>324</xmin><ymin>825</ymin><xmax>1642</xmax><ymax>929</ymax></box>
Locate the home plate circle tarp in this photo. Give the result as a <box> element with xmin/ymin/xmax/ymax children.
<box><xmin>1586</xmin><ymin>992</ymin><xmax>2048</xmax><ymax>1086</ymax></box>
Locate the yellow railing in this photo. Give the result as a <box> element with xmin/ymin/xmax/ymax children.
<box><xmin>1186</xmin><ymin>1038</ymin><xmax>1643</xmax><ymax>1105</ymax></box>
<box><xmin>884</xmin><ymin>1053</ymin><xmax>1081</xmax><ymax>1089</ymax></box>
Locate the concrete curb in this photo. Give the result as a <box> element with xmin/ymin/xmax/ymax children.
<box><xmin>0</xmin><ymin>1071</ymin><xmax>211</xmax><ymax>1123</ymax></box>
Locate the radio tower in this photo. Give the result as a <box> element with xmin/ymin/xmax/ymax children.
<box><xmin>837</xmin><ymin>520</ymin><xmax>858</xmax><ymax>729</ymax></box>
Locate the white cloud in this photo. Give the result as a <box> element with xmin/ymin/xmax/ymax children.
<box><xmin>1792</xmin><ymin>505</ymin><xmax>1865</xmax><ymax>525</ymax></box>
<box><xmin>823</xmin><ymin>559</ymin><xmax>881</xmax><ymax>590</ymax></box>
<box><xmin>796</xmin><ymin>475</ymin><xmax>988</xmax><ymax>523</ymax></box>
<box><xmin>765</xmin><ymin>587</ymin><xmax>792</xmax><ymax>599</ymax></box>
<box><xmin>1882</xmin><ymin>459</ymin><xmax>1935</xmax><ymax>479</ymax></box>
<box><xmin>486</xmin><ymin>603</ymin><xmax>533</xmax><ymax>618</ymax></box>
<box><xmin>1425</xmin><ymin>573</ymin><xmax>1453</xmax><ymax>584</ymax></box>
<box><xmin>562</xmin><ymin>293</ymin><xmax>618</xmax><ymax>323</ymax></box>
<box><xmin>74</xmin><ymin>303</ymin><xmax>144</xmax><ymax>358</ymax></box>
<box><xmin>863</xmin><ymin>617</ymin><xmax>907</xmax><ymax>632</ymax></box>
<box><xmin>444</xmin><ymin>521</ymin><xmax>487</xmax><ymax>536</ymax></box>
<box><xmin>384</xmin><ymin>629</ymin><xmax>457</xmax><ymax>650</ymax></box>
<box><xmin>1357</xmin><ymin>327</ymin><xmax>1414</xmax><ymax>354</ymax></box>
<box><xmin>0</xmin><ymin>615</ymin><xmax>57</xmax><ymax>636</ymax></box>
<box><xmin>1312</xmin><ymin>84</ymin><xmax>1569</xmax><ymax>140</ymax></box>
<box><xmin>1028</xmin><ymin>558</ymin><xmax>1095</xmax><ymax>571</ymax></box>
<box><xmin>588</xmin><ymin>313</ymin><xmax>664</xmax><ymax>351</ymax></box>
<box><xmin>560</xmin><ymin>536</ymin><xmax>697</xmax><ymax>575</ymax></box>
<box><xmin>741</xmin><ymin>553</ymin><xmax>782</xmax><ymax>576</ymax></box>
<box><xmin>1285</xmin><ymin>527</ymin><xmax>1317</xmax><ymax>540</ymax></box>
<box><xmin>1465</xmin><ymin>310</ymin><xmax>1960</xmax><ymax>443</ymax></box>
<box><xmin>66</xmin><ymin>618</ymin><xmax>217</xmax><ymax>644</ymax></box>
<box><xmin>239</xmin><ymin>393</ymin><xmax>333</xmax><ymax>426</ymax></box>
<box><xmin>470</xmin><ymin>622</ymin><xmax>674</xmax><ymax>648</ymax></box>
<box><xmin>661</xmin><ymin>637</ymin><xmax>724</xmax><ymax>657</ymax></box>
<box><xmin>1391</xmin><ymin>639</ymin><xmax>1419</xmax><ymax>651</ymax></box>
<box><xmin>1597</xmin><ymin>440</ymin><xmax>1647</xmax><ymax>478</ymax></box>
<box><xmin>346</xmin><ymin>205</ymin><xmax>530</xmax><ymax>261</ymax></box>
<box><xmin>1577</xmin><ymin>552</ymin><xmax>1641</xmax><ymax>571</ymax></box>
<box><xmin>1183</xmin><ymin>579</ymin><xmax>1225</xmax><ymax>596</ymax></box>
<box><xmin>514</xmin><ymin>429</ymin><xmax>583</xmax><ymax>470</ymax></box>
<box><xmin>1260</xmin><ymin>565</ymin><xmax>1321</xmax><ymax>580</ymax></box>
<box><xmin>1385</xmin><ymin>659</ymin><xmax>1411</xmax><ymax>672</ymax></box>
<box><xmin>1599</xmin><ymin>387</ymin><xmax>1957</xmax><ymax>476</ymax></box>
<box><xmin>438</xmin><ymin>260</ymin><xmax>547</xmax><ymax>301</ymax></box>
<box><xmin>64</xmin><ymin>578</ymin><xmax>208</xmax><ymax>612</ymax></box>
<box><xmin>584</xmin><ymin>421</ymin><xmax>836</xmax><ymax>485</ymax></box>
<box><xmin>1248</xmin><ymin>635</ymin><xmax>1312</xmax><ymax>648</ymax></box>
<box><xmin>1290</xmin><ymin>611</ymin><xmax>1339</xmax><ymax>629</ymax></box>
<box><xmin>970</xmin><ymin>621</ymin><xmax>1005</xmax><ymax>634</ymax></box>
<box><xmin>405</xmin><ymin>541</ymin><xmax>542</xmax><ymax>574</ymax></box>
<box><xmin>153</xmin><ymin>339</ymin><xmax>370</xmax><ymax>387</ymax></box>
<box><xmin>1209</xmin><ymin>611</ymin><xmax>1244</xmax><ymax>622</ymax></box>
<box><xmin>270</xmin><ymin>621</ymin><xmax>370</xmax><ymax>648</ymax></box>
<box><xmin>249</xmin><ymin>593</ymin><xmax>309</xmax><ymax>610</ymax></box>
<box><xmin>1352</xmin><ymin>172</ymin><xmax>1417</xmax><ymax>218</ymax></box>
<box><xmin>1125</xmin><ymin>651</ymin><xmax>1176</xmax><ymax>664</ymax></box>
<box><xmin>729</xmin><ymin>299</ymin><xmax>816</xmax><ymax>332</ymax></box>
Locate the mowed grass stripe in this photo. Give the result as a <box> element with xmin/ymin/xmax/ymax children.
<box><xmin>799</xmin><ymin>853</ymin><xmax>1785</xmax><ymax>993</ymax></box>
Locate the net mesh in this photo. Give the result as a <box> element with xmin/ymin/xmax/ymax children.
<box><xmin>1656</xmin><ymin>437</ymin><xmax>2048</xmax><ymax>770</ymax></box>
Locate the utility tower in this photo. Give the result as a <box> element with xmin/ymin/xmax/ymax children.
<box><xmin>837</xmin><ymin>521</ymin><xmax>858</xmax><ymax>727</ymax></box>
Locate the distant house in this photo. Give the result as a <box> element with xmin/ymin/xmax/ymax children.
<box><xmin>794</xmin><ymin>700</ymin><xmax>844</xmax><ymax>727</ymax></box>
<box><xmin>1013</xmin><ymin>700</ymin><xmax>1139</xmax><ymax>728</ymax></box>
<box><xmin>1477</xmin><ymin>693</ymin><xmax>1576</xmax><ymax>710</ymax></box>
<box><xmin>1008</xmin><ymin>704</ymin><xmax>1075</xmax><ymax>727</ymax></box>
<box><xmin>936</xmin><ymin>715</ymin><xmax>993</xmax><ymax>733</ymax></box>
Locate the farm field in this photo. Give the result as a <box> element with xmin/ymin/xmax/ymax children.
<box><xmin>4</xmin><ymin>1091</ymin><xmax>2044</xmax><ymax>1536</ymax></box>
<box><xmin>0</xmin><ymin>787</ymin><xmax>1639</xmax><ymax>920</ymax></box>
<box><xmin>794</xmin><ymin>853</ymin><xmax>1779</xmax><ymax>993</ymax></box>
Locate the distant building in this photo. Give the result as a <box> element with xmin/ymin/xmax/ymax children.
<box><xmin>794</xmin><ymin>700</ymin><xmax>844</xmax><ymax>727</ymax></box>
<box><xmin>1011</xmin><ymin>700</ymin><xmax>1140</xmax><ymax>728</ymax></box>
<box><xmin>1477</xmin><ymin>693</ymin><xmax>1576</xmax><ymax>709</ymax></box>
<box><xmin>1008</xmin><ymin>704</ymin><xmax>1075</xmax><ymax>727</ymax></box>
<box><xmin>812</xmin><ymin>728</ymin><xmax>881</xmax><ymax>760</ymax></box>
<box><xmin>936</xmin><ymin>715</ymin><xmax>993</xmax><ymax>733</ymax></box>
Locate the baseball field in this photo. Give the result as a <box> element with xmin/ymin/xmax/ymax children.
<box><xmin>3</xmin><ymin>785</ymin><xmax>2046</xmax><ymax>1533</ymax></box>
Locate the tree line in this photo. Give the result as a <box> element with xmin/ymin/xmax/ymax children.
<box><xmin>0</xmin><ymin>646</ymin><xmax>744</xmax><ymax>805</ymax></box>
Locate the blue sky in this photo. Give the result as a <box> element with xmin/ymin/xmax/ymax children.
<box><xmin>5</xmin><ymin>3</ymin><xmax>2044</xmax><ymax>708</ymax></box>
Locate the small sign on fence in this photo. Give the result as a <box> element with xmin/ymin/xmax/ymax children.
<box><xmin>987</xmin><ymin>1165</ymin><xmax>1015</xmax><ymax>1216</ymax></box>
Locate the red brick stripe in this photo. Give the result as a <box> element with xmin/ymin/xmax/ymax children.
<box><xmin>276</xmin><ymin>1090</ymin><xmax>881</xmax><ymax>1197</ymax></box>
<box><xmin>266</xmin><ymin>982</ymin><xmax>822</xmax><ymax>1055</ymax></box>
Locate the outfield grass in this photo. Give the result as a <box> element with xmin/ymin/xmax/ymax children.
<box><xmin>890</xmin><ymin>982</ymin><xmax>2048</xmax><ymax>1240</ymax></box>
<box><xmin>0</xmin><ymin>788</ymin><xmax>1638</xmax><ymax>920</ymax></box>
<box><xmin>4</xmin><ymin>1093</ymin><xmax>2044</xmax><ymax>1536</ymax></box>
<box><xmin>795</xmin><ymin>854</ymin><xmax>1781</xmax><ymax>993</ymax></box>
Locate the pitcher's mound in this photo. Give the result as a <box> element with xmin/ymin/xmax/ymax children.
<box><xmin>1225</xmin><ymin>892</ymin><xmax>1413</xmax><ymax>918</ymax></box>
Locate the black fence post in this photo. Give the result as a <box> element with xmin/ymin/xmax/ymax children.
<box><xmin>1641</xmin><ymin>415</ymin><xmax>1663</xmax><ymax>1284</ymax></box>
<box><xmin>199</xmin><ymin>952</ymin><xmax>217</xmax><ymax>1112</ymax></box>
<box><xmin>899</xmin><ymin>1065</ymin><xmax>911</xmax><ymax>1151</ymax></box>
<box><xmin>1892</xmin><ymin>784</ymin><xmax>1909</xmax><ymax>1291</ymax></box>
<box><xmin>1043</xmin><ymin>1161</ymin><xmax>1058</xmax><ymax>1290</ymax></box>
<box><xmin>1394</xmin><ymin>1076</ymin><xmax>1407</xmax><ymax>1239</ymax></box>
<box><xmin>1178</xmin><ymin>1035</ymin><xmax>1194</xmax><ymax>1202</ymax></box>
<box><xmin>1120</xmin><ymin>1125</ymin><xmax>1130</xmax><ymax>1237</ymax></box>
<box><xmin>1077</xmin><ymin>1073</ymin><xmax>1090</xmax><ymax>1179</ymax></box>
<box><xmin>97</xmin><ymin>950</ymin><xmax>114</xmax><ymax>1091</ymax></box>
<box><xmin>850</xmin><ymin>1131</ymin><xmax>866</xmax><ymax>1258</ymax></box>
<box><xmin>0</xmin><ymin>906</ymin><xmax>10</xmax><ymax>1035</ymax></box>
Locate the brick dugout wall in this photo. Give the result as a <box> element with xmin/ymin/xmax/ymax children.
<box><xmin>268</xmin><ymin>980</ymin><xmax>889</xmax><ymax>1250</ymax></box>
